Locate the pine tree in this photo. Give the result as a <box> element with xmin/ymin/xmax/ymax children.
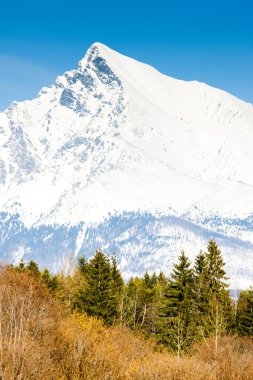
<box><xmin>163</xmin><ymin>251</ymin><xmax>194</xmax><ymax>318</ymax></box>
<box><xmin>237</xmin><ymin>289</ymin><xmax>253</xmax><ymax>336</ymax></box>
<box><xmin>41</xmin><ymin>268</ymin><xmax>58</xmax><ymax>293</ymax></box>
<box><xmin>26</xmin><ymin>260</ymin><xmax>40</xmax><ymax>277</ymax></box>
<box><xmin>197</xmin><ymin>240</ymin><xmax>233</xmax><ymax>337</ymax></box>
<box><xmin>193</xmin><ymin>251</ymin><xmax>210</xmax><ymax>317</ymax></box>
<box><xmin>110</xmin><ymin>253</ymin><xmax>124</xmax><ymax>322</ymax></box>
<box><xmin>139</xmin><ymin>272</ymin><xmax>158</xmax><ymax>332</ymax></box>
<box><xmin>111</xmin><ymin>253</ymin><xmax>124</xmax><ymax>291</ymax></box>
<box><xmin>77</xmin><ymin>256</ymin><xmax>88</xmax><ymax>275</ymax></box>
<box><xmin>75</xmin><ymin>250</ymin><xmax>116</xmax><ymax>324</ymax></box>
<box><xmin>159</xmin><ymin>251</ymin><xmax>195</xmax><ymax>352</ymax></box>
<box><xmin>206</xmin><ymin>240</ymin><xmax>229</xmax><ymax>296</ymax></box>
<box><xmin>157</xmin><ymin>271</ymin><xmax>167</xmax><ymax>288</ymax></box>
<box><xmin>206</xmin><ymin>240</ymin><xmax>232</xmax><ymax>320</ymax></box>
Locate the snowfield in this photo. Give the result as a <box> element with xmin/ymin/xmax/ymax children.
<box><xmin>0</xmin><ymin>43</ymin><xmax>253</xmax><ymax>287</ymax></box>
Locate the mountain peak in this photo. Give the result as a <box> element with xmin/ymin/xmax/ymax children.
<box><xmin>77</xmin><ymin>42</ymin><xmax>118</xmax><ymax>73</ymax></box>
<box><xmin>1</xmin><ymin>44</ymin><xmax>253</xmax><ymax>287</ymax></box>
<box><xmin>89</xmin><ymin>42</ymin><xmax>112</xmax><ymax>52</ymax></box>
<box><xmin>86</xmin><ymin>42</ymin><xmax>114</xmax><ymax>59</ymax></box>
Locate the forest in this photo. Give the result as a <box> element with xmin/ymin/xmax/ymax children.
<box><xmin>0</xmin><ymin>240</ymin><xmax>253</xmax><ymax>379</ymax></box>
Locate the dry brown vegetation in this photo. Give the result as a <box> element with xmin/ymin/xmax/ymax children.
<box><xmin>0</xmin><ymin>267</ymin><xmax>252</xmax><ymax>380</ymax></box>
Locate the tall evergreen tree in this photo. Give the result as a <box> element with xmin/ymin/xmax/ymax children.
<box><xmin>41</xmin><ymin>268</ymin><xmax>59</xmax><ymax>293</ymax></box>
<box><xmin>139</xmin><ymin>272</ymin><xmax>158</xmax><ymax>333</ymax></box>
<box><xmin>110</xmin><ymin>253</ymin><xmax>124</xmax><ymax>322</ymax></box>
<box><xmin>206</xmin><ymin>240</ymin><xmax>229</xmax><ymax>296</ymax></box>
<box><xmin>77</xmin><ymin>256</ymin><xmax>88</xmax><ymax>275</ymax></box>
<box><xmin>193</xmin><ymin>251</ymin><xmax>210</xmax><ymax>317</ymax></box>
<box><xmin>159</xmin><ymin>251</ymin><xmax>195</xmax><ymax>352</ymax></box>
<box><xmin>197</xmin><ymin>240</ymin><xmax>233</xmax><ymax>337</ymax></box>
<box><xmin>237</xmin><ymin>289</ymin><xmax>253</xmax><ymax>336</ymax></box>
<box><xmin>163</xmin><ymin>251</ymin><xmax>194</xmax><ymax>318</ymax></box>
<box><xmin>75</xmin><ymin>250</ymin><xmax>116</xmax><ymax>324</ymax></box>
<box><xmin>111</xmin><ymin>253</ymin><xmax>124</xmax><ymax>291</ymax></box>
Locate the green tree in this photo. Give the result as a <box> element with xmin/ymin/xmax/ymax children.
<box><xmin>119</xmin><ymin>273</ymin><xmax>163</xmax><ymax>333</ymax></box>
<box><xmin>162</xmin><ymin>251</ymin><xmax>194</xmax><ymax>318</ymax></box>
<box><xmin>41</xmin><ymin>268</ymin><xmax>59</xmax><ymax>293</ymax></box>
<box><xmin>110</xmin><ymin>253</ymin><xmax>124</xmax><ymax>322</ymax></box>
<box><xmin>75</xmin><ymin>250</ymin><xmax>116</xmax><ymax>324</ymax></box>
<box><xmin>206</xmin><ymin>240</ymin><xmax>233</xmax><ymax>325</ymax></box>
<box><xmin>193</xmin><ymin>251</ymin><xmax>210</xmax><ymax>318</ymax></box>
<box><xmin>26</xmin><ymin>260</ymin><xmax>40</xmax><ymax>278</ymax></box>
<box><xmin>144</xmin><ymin>272</ymin><xmax>167</xmax><ymax>335</ymax></box>
<box><xmin>111</xmin><ymin>253</ymin><xmax>124</xmax><ymax>292</ymax></box>
<box><xmin>196</xmin><ymin>241</ymin><xmax>233</xmax><ymax>338</ymax></box>
<box><xmin>206</xmin><ymin>240</ymin><xmax>229</xmax><ymax>297</ymax></box>
<box><xmin>159</xmin><ymin>251</ymin><xmax>195</xmax><ymax>353</ymax></box>
<box><xmin>237</xmin><ymin>289</ymin><xmax>253</xmax><ymax>336</ymax></box>
<box><xmin>77</xmin><ymin>256</ymin><xmax>88</xmax><ymax>275</ymax></box>
<box><xmin>138</xmin><ymin>272</ymin><xmax>158</xmax><ymax>332</ymax></box>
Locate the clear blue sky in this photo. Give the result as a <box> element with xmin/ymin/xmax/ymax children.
<box><xmin>0</xmin><ymin>0</ymin><xmax>252</xmax><ymax>110</ymax></box>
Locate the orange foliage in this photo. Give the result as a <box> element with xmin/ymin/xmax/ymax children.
<box><xmin>0</xmin><ymin>267</ymin><xmax>64</xmax><ymax>379</ymax></box>
<box><xmin>0</xmin><ymin>267</ymin><xmax>252</xmax><ymax>379</ymax></box>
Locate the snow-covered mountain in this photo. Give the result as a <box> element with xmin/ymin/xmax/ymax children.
<box><xmin>0</xmin><ymin>42</ymin><xmax>253</xmax><ymax>287</ymax></box>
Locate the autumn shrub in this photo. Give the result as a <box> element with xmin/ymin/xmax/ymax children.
<box><xmin>58</xmin><ymin>312</ymin><xmax>214</xmax><ymax>380</ymax></box>
<box><xmin>0</xmin><ymin>268</ymin><xmax>64</xmax><ymax>379</ymax></box>
<box><xmin>0</xmin><ymin>267</ymin><xmax>253</xmax><ymax>380</ymax></box>
<box><xmin>192</xmin><ymin>336</ymin><xmax>253</xmax><ymax>380</ymax></box>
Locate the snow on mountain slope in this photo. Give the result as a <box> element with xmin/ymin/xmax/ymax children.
<box><xmin>0</xmin><ymin>42</ymin><xmax>253</xmax><ymax>287</ymax></box>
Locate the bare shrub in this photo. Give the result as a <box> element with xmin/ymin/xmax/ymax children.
<box><xmin>192</xmin><ymin>336</ymin><xmax>253</xmax><ymax>380</ymax></box>
<box><xmin>0</xmin><ymin>268</ymin><xmax>63</xmax><ymax>379</ymax></box>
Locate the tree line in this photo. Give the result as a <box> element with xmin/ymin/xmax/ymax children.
<box><xmin>12</xmin><ymin>240</ymin><xmax>253</xmax><ymax>354</ymax></box>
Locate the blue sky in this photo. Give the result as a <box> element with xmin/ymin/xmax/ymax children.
<box><xmin>0</xmin><ymin>0</ymin><xmax>252</xmax><ymax>110</ymax></box>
